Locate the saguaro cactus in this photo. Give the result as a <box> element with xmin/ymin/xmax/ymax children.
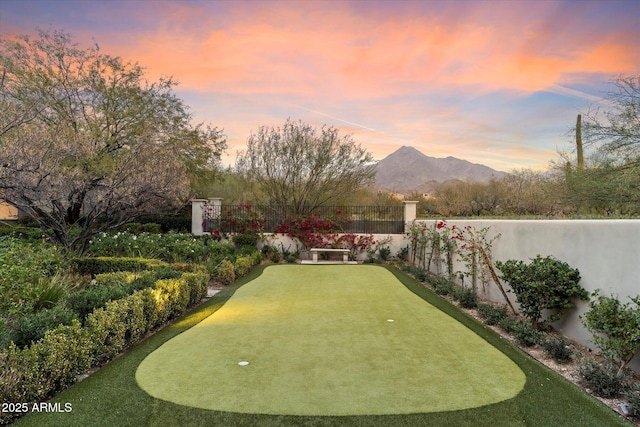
<box><xmin>576</xmin><ymin>114</ymin><xmax>584</xmax><ymax>171</ymax></box>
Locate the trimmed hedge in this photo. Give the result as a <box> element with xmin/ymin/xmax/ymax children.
<box><xmin>0</xmin><ymin>271</ymin><xmax>209</xmax><ymax>425</ymax></box>
<box><xmin>72</xmin><ymin>257</ymin><xmax>168</xmax><ymax>276</ymax></box>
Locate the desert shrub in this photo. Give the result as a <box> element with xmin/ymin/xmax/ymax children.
<box><xmin>496</xmin><ymin>255</ymin><xmax>588</xmax><ymax>329</ymax></box>
<box><xmin>477</xmin><ymin>303</ymin><xmax>508</xmax><ymax>325</ymax></box>
<box><xmin>234</xmin><ymin>256</ymin><xmax>252</xmax><ymax>278</ymax></box>
<box><xmin>498</xmin><ymin>316</ymin><xmax>519</xmax><ymax>334</ymax></box>
<box><xmin>578</xmin><ymin>359</ymin><xmax>627</xmax><ymax>397</ymax></box>
<box><xmin>11</xmin><ymin>306</ymin><xmax>78</xmax><ymax>348</ymax></box>
<box><xmin>582</xmin><ymin>291</ymin><xmax>640</xmax><ymax>373</ymax></box>
<box><xmin>625</xmin><ymin>385</ymin><xmax>640</xmax><ymax>419</ymax></box>
<box><xmin>453</xmin><ymin>286</ymin><xmax>478</xmax><ymax>309</ymax></box>
<box><xmin>269</xmin><ymin>247</ymin><xmax>281</xmax><ymax>263</ymax></box>
<box><xmin>378</xmin><ymin>246</ymin><xmax>391</xmax><ymax>261</ymax></box>
<box><xmin>217</xmin><ymin>260</ymin><xmax>236</xmax><ymax>286</ymax></box>
<box><xmin>427</xmin><ymin>276</ymin><xmax>454</xmax><ymax>296</ymax></box>
<box><xmin>511</xmin><ymin>320</ymin><xmax>544</xmax><ymax>347</ymax></box>
<box><xmin>541</xmin><ymin>336</ymin><xmax>573</xmax><ymax>363</ymax></box>
<box><xmin>412</xmin><ymin>268</ymin><xmax>428</xmax><ymax>282</ymax></box>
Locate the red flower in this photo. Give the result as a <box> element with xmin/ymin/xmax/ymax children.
<box><xmin>437</xmin><ymin>221</ymin><xmax>446</xmax><ymax>229</ymax></box>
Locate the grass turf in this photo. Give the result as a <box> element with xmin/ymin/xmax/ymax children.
<box><xmin>135</xmin><ymin>265</ymin><xmax>525</xmax><ymax>415</ymax></box>
<box><xmin>14</xmin><ymin>264</ymin><xmax>632</xmax><ymax>426</ymax></box>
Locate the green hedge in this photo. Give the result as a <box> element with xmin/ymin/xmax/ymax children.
<box><xmin>0</xmin><ymin>271</ymin><xmax>209</xmax><ymax>425</ymax></box>
<box><xmin>72</xmin><ymin>257</ymin><xmax>168</xmax><ymax>276</ymax></box>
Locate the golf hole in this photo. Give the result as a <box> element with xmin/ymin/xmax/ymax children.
<box><xmin>238</xmin><ymin>361</ymin><xmax>249</xmax><ymax>366</ymax></box>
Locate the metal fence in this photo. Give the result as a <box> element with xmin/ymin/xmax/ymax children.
<box><xmin>203</xmin><ymin>204</ymin><xmax>405</xmax><ymax>235</ymax></box>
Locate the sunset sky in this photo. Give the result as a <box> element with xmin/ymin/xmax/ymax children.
<box><xmin>1</xmin><ymin>0</ymin><xmax>639</xmax><ymax>171</ymax></box>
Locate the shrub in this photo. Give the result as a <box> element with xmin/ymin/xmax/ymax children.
<box><xmin>511</xmin><ymin>320</ymin><xmax>544</xmax><ymax>347</ymax></box>
<box><xmin>495</xmin><ymin>255</ymin><xmax>588</xmax><ymax>329</ymax></box>
<box><xmin>32</xmin><ymin>320</ymin><xmax>94</xmax><ymax>392</ymax></box>
<box><xmin>541</xmin><ymin>336</ymin><xmax>573</xmax><ymax>363</ymax></box>
<box><xmin>378</xmin><ymin>246</ymin><xmax>391</xmax><ymax>261</ymax></box>
<box><xmin>72</xmin><ymin>257</ymin><xmax>167</xmax><ymax>276</ymax></box>
<box><xmin>577</xmin><ymin>359</ymin><xmax>627</xmax><ymax>397</ymax></box>
<box><xmin>497</xmin><ymin>316</ymin><xmax>519</xmax><ymax>334</ymax></box>
<box><xmin>234</xmin><ymin>256</ymin><xmax>252</xmax><ymax>278</ymax></box>
<box><xmin>85</xmin><ymin>303</ymin><xmax>129</xmax><ymax>364</ymax></box>
<box><xmin>453</xmin><ymin>286</ymin><xmax>477</xmax><ymax>309</ymax></box>
<box><xmin>217</xmin><ymin>260</ymin><xmax>235</xmax><ymax>286</ymax></box>
<box><xmin>582</xmin><ymin>291</ymin><xmax>640</xmax><ymax>373</ymax></box>
<box><xmin>269</xmin><ymin>247</ymin><xmax>281</xmax><ymax>263</ymax></box>
<box><xmin>232</xmin><ymin>233</ymin><xmax>258</xmax><ymax>248</ymax></box>
<box><xmin>155</xmin><ymin>278</ymin><xmax>190</xmax><ymax>319</ymax></box>
<box><xmin>0</xmin><ymin>320</ymin><xmax>93</xmax><ymax>425</ymax></box>
<box><xmin>428</xmin><ymin>276</ymin><xmax>454</xmax><ymax>296</ymax></box>
<box><xmin>182</xmin><ymin>272</ymin><xmax>210</xmax><ymax>305</ymax></box>
<box><xmin>11</xmin><ymin>306</ymin><xmax>78</xmax><ymax>348</ymax></box>
<box><xmin>477</xmin><ymin>303</ymin><xmax>508</xmax><ymax>325</ymax></box>
<box><xmin>29</xmin><ymin>279</ymin><xmax>68</xmax><ymax>311</ymax></box>
<box><xmin>413</xmin><ymin>268</ymin><xmax>428</xmax><ymax>282</ymax></box>
<box><xmin>66</xmin><ymin>285</ymin><xmax>128</xmax><ymax>321</ymax></box>
<box><xmin>625</xmin><ymin>385</ymin><xmax>640</xmax><ymax>419</ymax></box>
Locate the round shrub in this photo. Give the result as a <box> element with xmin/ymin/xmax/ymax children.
<box><xmin>234</xmin><ymin>256</ymin><xmax>252</xmax><ymax>278</ymax></box>
<box><xmin>217</xmin><ymin>260</ymin><xmax>235</xmax><ymax>286</ymax></box>
<box><xmin>477</xmin><ymin>303</ymin><xmax>508</xmax><ymax>325</ymax></box>
<box><xmin>578</xmin><ymin>360</ymin><xmax>627</xmax><ymax>398</ymax></box>
<box><xmin>541</xmin><ymin>336</ymin><xmax>573</xmax><ymax>364</ymax></box>
<box><xmin>511</xmin><ymin>320</ymin><xmax>544</xmax><ymax>347</ymax></box>
<box><xmin>453</xmin><ymin>286</ymin><xmax>478</xmax><ymax>309</ymax></box>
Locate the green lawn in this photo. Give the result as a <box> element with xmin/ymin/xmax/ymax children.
<box><xmin>136</xmin><ymin>265</ymin><xmax>524</xmax><ymax>415</ymax></box>
<box><xmin>15</xmin><ymin>264</ymin><xmax>632</xmax><ymax>426</ymax></box>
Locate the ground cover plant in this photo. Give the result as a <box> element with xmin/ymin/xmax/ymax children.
<box><xmin>14</xmin><ymin>265</ymin><xmax>632</xmax><ymax>426</ymax></box>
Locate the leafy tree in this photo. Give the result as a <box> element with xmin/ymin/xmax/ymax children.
<box><xmin>557</xmin><ymin>74</ymin><xmax>640</xmax><ymax>215</ymax></box>
<box><xmin>0</xmin><ymin>30</ymin><xmax>226</xmax><ymax>252</ymax></box>
<box><xmin>235</xmin><ymin>119</ymin><xmax>375</xmax><ymax>215</ymax></box>
<box><xmin>495</xmin><ymin>255</ymin><xmax>589</xmax><ymax>329</ymax></box>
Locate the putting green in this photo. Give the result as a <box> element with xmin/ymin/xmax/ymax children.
<box><xmin>136</xmin><ymin>265</ymin><xmax>525</xmax><ymax>416</ymax></box>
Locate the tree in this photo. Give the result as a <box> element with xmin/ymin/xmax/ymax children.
<box><xmin>0</xmin><ymin>30</ymin><xmax>226</xmax><ymax>252</ymax></box>
<box><xmin>235</xmin><ymin>119</ymin><xmax>376</xmax><ymax>215</ymax></box>
<box><xmin>581</xmin><ymin>74</ymin><xmax>640</xmax><ymax>158</ymax></box>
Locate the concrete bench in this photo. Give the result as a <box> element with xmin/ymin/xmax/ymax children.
<box><xmin>310</xmin><ymin>248</ymin><xmax>350</xmax><ymax>263</ymax></box>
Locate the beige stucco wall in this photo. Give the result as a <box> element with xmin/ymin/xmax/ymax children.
<box><xmin>428</xmin><ymin>219</ymin><xmax>640</xmax><ymax>372</ymax></box>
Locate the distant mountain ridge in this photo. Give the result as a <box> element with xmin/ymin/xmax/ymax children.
<box><xmin>374</xmin><ymin>146</ymin><xmax>507</xmax><ymax>194</ymax></box>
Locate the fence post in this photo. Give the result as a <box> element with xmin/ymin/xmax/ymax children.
<box><xmin>403</xmin><ymin>201</ymin><xmax>418</xmax><ymax>233</ymax></box>
<box><xmin>191</xmin><ymin>199</ymin><xmax>208</xmax><ymax>236</ymax></box>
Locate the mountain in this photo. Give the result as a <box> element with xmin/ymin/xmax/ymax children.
<box><xmin>374</xmin><ymin>146</ymin><xmax>508</xmax><ymax>194</ymax></box>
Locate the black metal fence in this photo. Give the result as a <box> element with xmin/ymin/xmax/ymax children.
<box><xmin>203</xmin><ymin>204</ymin><xmax>405</xmax><ymax>234</ymax></box>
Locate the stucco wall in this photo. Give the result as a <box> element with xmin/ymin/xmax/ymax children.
<box><xmin>422</xmin><ymin>219</ymin><xmax>640</xmax><ymax>372</ymax></box>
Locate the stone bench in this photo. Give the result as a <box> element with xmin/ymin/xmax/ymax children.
<box><xmin>310</xmin><ymin>248</ymin><xmax>350</xmax><ymax>263</ymax></box>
